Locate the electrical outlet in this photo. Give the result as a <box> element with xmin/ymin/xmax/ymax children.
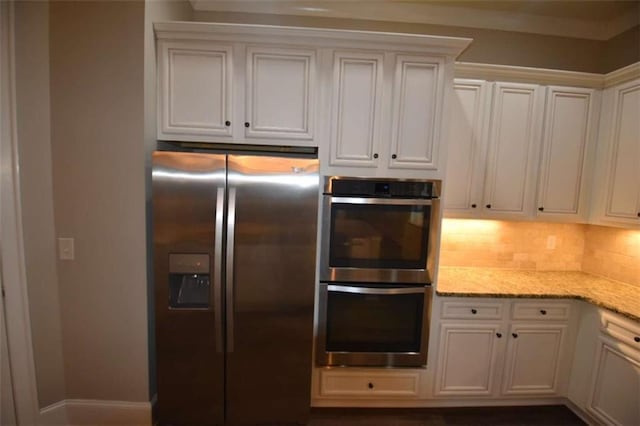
<box><xmin>546</xmin><ymin>235</ymin><xmax>557</xmax><ymax>250</ymax></box>
<box><xmin>58</xmin><ymin>237</ymin><xmax>74</xmax><ymax>260</ymax></box>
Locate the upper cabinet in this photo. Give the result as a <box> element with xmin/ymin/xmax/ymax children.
<box><xmin>155</xmin><ymin>22</ymin><xmax>471</xmax><ymax>165</ymax></box>
<box><xmin>157</xmin><ymin>39</ymin><xmax>316</xmax><ymax>145</ymax></box>
<box><xmin>591</xmin><ymin>78</ymin><xmax>640</xmax><ymax>227</ymax></box>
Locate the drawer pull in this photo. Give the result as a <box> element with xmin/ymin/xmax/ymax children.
<box><xmin>368</xmin><ymin>382</ymin><xmax>374</xmax><ymax>389</ymax></box>
<box><xmin>471</xmin><ymin>309</ymin><xmax>477</xmax><ymax>315</ymax></box>
<box><xmin>225</xmin><ymin>120</ymin><xmax>231</xmax><ymax>127</ymax></box>
<box><xmin>635</xmin><ymin>337</ymin><xmax>640</xmax><ymax>343</ymax></box>
<box><xmin>496</xmin><ymin>333</ymin><xmax>502</xmax><ymax>338</ymax></box>
<box><xmin>540</xmin><ymin>309</ymin><xmax>547</xmax><ymax>315</ymax></box>
<box><xmin>512</xmin><ymin>333</ymin><xmax>518</xmax><ymax>338</ymax></box>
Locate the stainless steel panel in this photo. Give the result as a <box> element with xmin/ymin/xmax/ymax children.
<box><xmin>225</xmin><ymin>154</ymin><xmax>318</xmax><ymax>425</ymax></box>
<box><xmin>153</xmin><ymin>151</ymin><xmax>226</xmax><ymax>426</ymax></box>
<box><xmin>169</xmin><ymin>253</ymin><xmax>210</xmax><ymax>274</ymax></box>
<box><xmin>316</xmin><ymin>284</ymin><xmax>432</xmax><ymax>368</ymax></box>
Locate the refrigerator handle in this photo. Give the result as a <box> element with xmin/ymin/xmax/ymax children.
<box><xmin>225</xmin><ymin>187</ymin><xmax>237</xmax><ymax>353</ymax></box>
<box><xmin>214</xmin><ymin>187</ymin><xmax>225</xmax><ymax>353</ymax></box>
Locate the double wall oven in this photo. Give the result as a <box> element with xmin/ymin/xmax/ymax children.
<box><xmin>317</xmin><ymin>176</ymin><xmax>440</xmax><ymax>368</ymax></box>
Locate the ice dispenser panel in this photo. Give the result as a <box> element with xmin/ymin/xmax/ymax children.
<box><xmin>168</xmin><ymin>253</ymin><xmax>210</xmax><ymax>309</ymax></box>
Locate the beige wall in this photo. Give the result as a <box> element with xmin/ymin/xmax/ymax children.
<box><xmin>441</xmin><ymin>220</ymin><xmax>640</xmax><ymax>287</ymax></box>
<box><xmin>49</xmin><ymin>0</ymin><xmax>148</xmax><ymax>401</ymax></box>
<box><xmin>14</xmin><ymin>0</ymin><xmax>66</xmax><ymax>408</ymax></box>
<box><xmin>192</xmin><ymin>11</ymin><xmax>618</xmax><ymax>73</ymax></box>
<box><xmin>603</xmin><ymin>25</ymin><xmax>640</xmax><ymax>73</ymax></box>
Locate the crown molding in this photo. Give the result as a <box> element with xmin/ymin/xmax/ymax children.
<box><xmin>604</xmin><ymin>62</ymin><xmax>640</xmax><ymax>88</ymax></box>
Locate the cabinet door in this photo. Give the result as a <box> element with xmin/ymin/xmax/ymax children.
<box><xmin>602</xmin><ymin>80</ymin><xmax>640</xmax><ymax>225</ymax></box>
<box><xmin>434</xmin><ymin>322</ymin><xmax>503</xmax><ymax>396</ymax></box>
<box><xmin>444</xmin><ymin>79</ymin><xmax>490</xmax><ymax>215</ymax></box>
<box><xmin>329</xmin><ymin>51</ymin><xmax>384</xmax><ymax>167</ymax></box>
<box><xmin>502</xmin><ymin>324</ymin><xmax>566</xmax><ymax>395</ymax></box>
<box><xmin>158</xmin><ymin>41</ymin><xmax>233</xmax><ymax>141</ymax></box>
<box><xmin>245</xmin><ymin>47</ymin><xmax>316</xmax><ymax>141</ymax></box>
<box><xmin>388</xmin><ymin>55</ymin><xmax>444</xmax><ymax>171</ymax></box>
<box><xmin>588</xmin><ymin>337</ymin><xmax>640</xmax><ymax>426</ymax></box>
<box><xmin>537</xmin><ymin>86</ymin><xmax>596</xmax><ymax>221</ymax></box>
<box><xmin>483</xmin><ymin>82</ymin><xmax>544</xmax><ymax>218</ymax></box>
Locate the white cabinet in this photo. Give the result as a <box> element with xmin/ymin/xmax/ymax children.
<box><xmin>536</xmin><ymin>86</ymin><xmax>598</xmax><ymax>222</ymax></box>
<box><xmin>444</xmin><ymin>81</ymin><xmax>545</xmax><ymax>219</ymax></box>
<box><xmin>434</xmin><ymin>298</ymin><xmax>574</xmax><ymax>398</ymax></box>
<box><xmin>591</xmin><ymin>78</ymin><xmax>640</xmax><ymax>227</ymax></box>
<box><xmin>326</xmin><ymin>52</ymin><xmax>451</xmax><ymax>179</ymax></box>
<box><xmin>318</xmin><ymin>369</ymin><xmax>421</xmax><ymax>398</ymax></box>
<box><xmin>157</xmin><ymin>40</ymin><xmax>317</xmax><ymax>145</ymax></box>
<box><xmin>584</xmin><ymin>311</ymin><xmax>640</xmax><ymax>425</ymax></box>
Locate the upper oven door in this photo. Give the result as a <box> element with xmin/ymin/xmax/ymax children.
<box><xmin>320</xmin><ymin>196</ymin><xmax>433</xmax><ymax>284</ymax></box>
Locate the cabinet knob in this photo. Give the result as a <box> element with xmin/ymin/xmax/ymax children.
<box><xmin>496</xmin><ymin>333</ymin><xmax>502</xmax><ymax>338</ymax></box>
<box><xmin>391</xmin><ymin>154</ymin><xmax>397</xmax><ymax>159</ymax></box>
<box><xmin>373</xmin><ymin>153</ymin><xmax>379</xmax><ymax>159</ymax></box>
<box><xmin>486</xmin><ymin>204</ymin><xmax>492</xmax><ymax>209</ymax></box>
<box><xmin>471</xmin><ymin>309</ymin><xmax>477</xmax><ymax>315</ymax></box>
<box><xmin>637</xmin><ymin>212</ymin><xmax>640</xmax><ymax>217</ymax></box>
<box><xmin>634</xmin><ymin>336</ymin><xmax>640</xmax><ymax>343</ymax></box>
<box><xmin>471</xmin><ymin>204</ymin><xmax>477</xmax><ymax>208</ymax></box>
<box><xmin>244</xmin><ymin>122</ymin><xmax>250</xmax><ymax>128</ymax></box>
<box><xmin>368</xmin><ymin>382</ymin><xmax>374</xmax><ymax>389</ymax></box>
<box><xmin>540</xmin><ymin>309</ymin><xmax>547</xmax><ymax>315</ymax></box>
<box><xmin>512</xmin><ymin>333</ymin><xmax>518</xmax><ymax>338</ymax></box>
<box><xmin>225</xmin><ymin>120</ymin><xmax>231</xmax><ymax>127</ymax></box>
<box><xmin>538</xmin><ymin>207</ymin><xmax>544</xmax><ymax>212</ymax></box>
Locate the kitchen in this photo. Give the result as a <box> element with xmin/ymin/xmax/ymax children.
<box><xmin>1</xmin><ymin>1</ymin><xmax>639</xmax><ymax>425</ymax></box>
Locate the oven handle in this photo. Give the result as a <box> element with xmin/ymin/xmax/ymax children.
<box><xmin>330</xmin><ymin>196</ymin><xmax>433</xmax><ymax>206</ymax></box>
<box><xmin>327</xmin><ymin>284</ymin><xmax>426</xmax><ymax>295</ymax></box>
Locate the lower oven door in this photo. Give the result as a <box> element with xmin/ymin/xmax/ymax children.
<box><xmin>316</xmin><ymin>283</ymin><xmax>432</xmax><ymax>367</ymax></box>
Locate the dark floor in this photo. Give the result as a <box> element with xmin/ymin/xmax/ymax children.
<box><xmin>308</xmin><ymin>405</ymin><xmax>586</xmax><ymax>426</ymax></box>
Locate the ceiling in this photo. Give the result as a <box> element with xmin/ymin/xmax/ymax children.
<box><xmin>189</xmin><ymin>0</ymin><xmax>640</xmax><ymax>40</ymax></box>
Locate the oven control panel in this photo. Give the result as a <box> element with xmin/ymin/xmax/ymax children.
<box><xmin>326</xmin><ymin>177</ymin><xmax>438</xmax><ymax>199</ymax></box>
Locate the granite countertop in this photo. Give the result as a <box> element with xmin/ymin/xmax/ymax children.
<box><xmin>437</xmin><ymin>267</ymin><xmax>640</xmax><ymax>322</ymax></box>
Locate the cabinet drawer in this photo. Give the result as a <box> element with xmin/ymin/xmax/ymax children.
<box><xmin>601</xmin><ymin>311</ymin><xmax>640</xmax><ymax>349</ymax></box>
<box><xmin>511</xmin><ymin>301</ymin><xmax>571</xmax><ymax>321</ymax></box>
<box><xmin>441</xmin><ymin>300</ymin><xmax>504</xmax><ymax>320</ymax></box>
<box><xmin>319</xmin><ymin>369</ymin><xmax>420</xmax><ymax>398</ymax></box>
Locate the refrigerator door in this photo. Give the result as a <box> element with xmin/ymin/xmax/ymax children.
<box><xmin>225</xmin><ymin>154</ymin><xmax>319</xmax><ymax>425</ymax></box>
<box><xmin>153</xmin><ymin>151</ymin><xmax>226</xmax><ymax>426</ymax></box>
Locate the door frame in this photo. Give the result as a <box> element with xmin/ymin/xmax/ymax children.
<box><xmin>0</xmin><ymin>0</ymin><xmax>40</xmax><ymax>423</ymax></box>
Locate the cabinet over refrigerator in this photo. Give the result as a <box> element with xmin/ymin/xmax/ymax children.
<box><xmin>152</xmin><ymin>142</ymin><xmax>319</xmax><ymax>425</ymax></box>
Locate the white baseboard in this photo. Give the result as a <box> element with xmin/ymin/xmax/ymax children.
<box><xmin>39</xmin><ymin>399</ymin><xmax>151</xmax><ymax>426</ymax></box>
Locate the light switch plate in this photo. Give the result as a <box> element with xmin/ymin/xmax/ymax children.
<box><xmin>58</xmin><ymin>237</ymin><xmax>74</xmax><ymax>260</ymax></box>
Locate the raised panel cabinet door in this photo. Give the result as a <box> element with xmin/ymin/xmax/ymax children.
<box><xmin>483</xmin><ymin>82</ymin><xmax>544</xmax><ymax>218</ymax></box>
<box><xmin>329</xmin><ymin>51</ymin><xmax>384</xmax><ymax>167</ymax></box>
<box><xmin>388</xmin><ymin>55</ymin><xmax>445</xmax><ymax>170</ymax></box>
<box><xmin>245</xmin><ymin>47</ymin><xmax>316</xmax><ymax>141</ymax></box>
<box><xmin>444</xmin><ymin>79</ymin><xmax>491</xmax><ymax>215</ymax></box>
<box><xmin>158</xmin><ymin>41</ymin><xmax>233</xmax><ymax>140</ymax></box>
<box><xmin>502</xmin><ymin>324</ymin><xmax>566</xmax><ymax>395</ymax></box>
<box><xmin>587</xmin><ymin>337</ymin><xmax>640</xmax><ymax>426</ymax></box>
<box><xmin>604</xmin><ymin>80</ymin><xmax>640</xmax><ymax>224</ymax></box>
<box><xmin>434</xmin><ymin>322</ymin><xmax>504</xmax><ymax>396</ymax></box>
<box><xmin>537</xmin><ymin>86</ymin><xmax>596</xmax><ymax>220</ymax></box>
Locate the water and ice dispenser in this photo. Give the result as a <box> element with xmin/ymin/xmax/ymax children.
<box><xmin>168</xmin><ymin>253</ymin><xmax>211</xmax><ymax>309</ymax></box>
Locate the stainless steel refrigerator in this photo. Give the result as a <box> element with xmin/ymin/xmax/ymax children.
<box><xmin>152</xmin><ymin>144</ymin><xmax>319</xmax><ymax>426</ymax></box>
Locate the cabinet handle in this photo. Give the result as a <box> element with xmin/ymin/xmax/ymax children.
<box><xmin>634</xmin><ymin>337</ymin><xmax>640</xmax><ymax>343</ymax></box>
<box><xmin>486</xmin><ymin>204</ymin><xmax>492</xmax><ymax>209</ymax></box>
<box><xmin>225</xmin><ymin>120</ymin><xmax>231</xmax><ymax>127</ymax></box>
<box><xmin>637</xmin><ymin>212</ymin><xmax>640</xmax><ymax>217</ymax></box>
<box><xmin>471</xmin><ymin>308</ymin><xmax>477</xmax><ymax>314</ymax></box>
<box><xmin>391</xmin><ymin>154</ymin><xmax>397</xmax><ymax>159</ymax></box>
<box><xmin>540</xmin><ymin>309</ymin><xmax>547</xmax><ymax>315</ymax></box>
<box><xmin>496</xmin><ymin>333</ymin><xmax>502</xmax><ymax>338</ymax></box>
<box><xmin>538</xmin><ymin>207</ymin><xmax>544</xmax><ymax>212</ymax></box>
<box><xmin>471</xmin><ymin>204</ymin><xmax>477</xmax><ymax>208</ymax></box>
<box><xmin>512</xmin><ymin>333</ymin><xmax>518</xmax><ymax>338</ymax></box>
<box><xmin>373</xmin><ymin>153</ymin><xmax>379</xmax><ymax>159</ymax></box>
<box><xmin>368</xmin><ymin>382</ymin><xmax>374</xmax><ymax>389</ymax></box>
<box><xmin>244</xmin><ymin>122</ymin><xmax>250</xmax><ymax>128</ymax></box>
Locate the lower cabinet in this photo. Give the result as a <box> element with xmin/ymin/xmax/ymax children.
<box><xmin>434</xmin><ymin>298</ymin><xmax>574</xmax><ymax>399</ymax></box>
<box><xmin>318</xmin><ymin>369</ymin><xmax>421</xmax><ymax>399</ymax></box>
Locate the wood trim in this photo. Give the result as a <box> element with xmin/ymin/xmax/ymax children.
<box><xmin>604</xmin><ymin>62</ymin><xmax>640</xmax><ymax>88</ymax></box>
<box><xmin>39</xmin><ymin>399</ymin><xmax>151</xmax><ymax>426</ymax></box>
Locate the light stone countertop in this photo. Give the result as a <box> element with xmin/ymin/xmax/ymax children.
<box><xmin>437</xmin><ymin>267</ymin><xmax>640</xmax><ymax>322</ymax></box>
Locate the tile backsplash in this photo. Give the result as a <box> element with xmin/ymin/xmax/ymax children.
<box><xmin>440</xmin><ymin>219</ymin><xmax>640</xmax><ymax>287</ymax></box>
